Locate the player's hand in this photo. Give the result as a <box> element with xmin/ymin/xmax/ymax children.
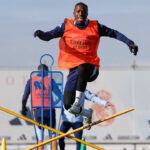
<box><xmin>128</xmin><ymin>44</ymin><xmax>138</xmax><ymax>56</ymax></box>
<box><xmin>21</xmin><ymin>106</ymin><xmax>28</xmax><ymax>116</ymax></box>
<box><xmin>34</xmin><ymin>30</ymin><xmax>44</xmax><ymax>38</ymax></box>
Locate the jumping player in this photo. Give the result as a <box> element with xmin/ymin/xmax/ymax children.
<box><xmin>34</xmin><ymin>2</ymin><xmax>138</xmax><ymax>124</ymax></box>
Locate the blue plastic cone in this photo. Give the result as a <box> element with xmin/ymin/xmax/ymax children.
<box><xmin>80</xmin><ymin>137</ymin><xmax>86</xmax><ymax>150</ymax></box>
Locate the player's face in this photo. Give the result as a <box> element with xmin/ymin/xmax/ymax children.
<box><xmin>73</xmin><ymin>4</ymin><xmax>88</xmax><ymax>25</ymax></box>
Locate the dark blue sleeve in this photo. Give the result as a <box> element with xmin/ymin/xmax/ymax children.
<box><xmin>22</xmin><ymin>79</ymin><xmax>30</xmax><ymax>107</ymax></box>
<box><xmin>44</xmin><ymin>21</ymin><xmax>65</xmax><ymax>40</ymax></box>
<box><xmin>98</xmin><ymin>22</ymin><xmax>134</xmax><ymax>45</ymax></box>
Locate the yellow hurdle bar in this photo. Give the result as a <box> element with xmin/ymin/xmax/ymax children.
<box><xmin>27</xmin><ymin>107</ymin><xmax>134</xmax><ymax>150</ymax></box>
<box><xmin>0</xmin><ymin>106</ymin><xmax>104</xmax><ymax>150</ymax></box>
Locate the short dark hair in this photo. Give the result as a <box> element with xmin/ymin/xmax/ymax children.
<box><xmin>74</xmin><ymin>2</ymin><xmax>88</xmax><ymax>11</ymax></box>
<box><xmin>38</xmin><ymin>64</ymin><xmax>48</xmax><ymax>71</ymax></box>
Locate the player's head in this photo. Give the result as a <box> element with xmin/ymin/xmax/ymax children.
<box><xmin>73</xmin><ymin>2</ymin><xmax>88</xmax><ymax>25</ymax></box>
<box><xmin>38</xmin><ymin>64</ymin><xmax>48</xmax><ymax>71</ymax></box>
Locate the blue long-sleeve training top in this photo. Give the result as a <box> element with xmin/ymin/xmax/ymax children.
<box><xmin>42</xmin><ymin>19</ymin><xmax>134</xmax><ymax>46</ymax></box>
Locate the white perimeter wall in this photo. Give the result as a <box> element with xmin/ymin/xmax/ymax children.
<box><xmin>0</xmin><ymin>67</ymin><xmax>150</xmax><ymax>149</ymax></box>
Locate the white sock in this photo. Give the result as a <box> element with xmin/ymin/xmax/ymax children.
<box><xmin>74</xmin><ymin>90</ymin><xmax>83</xmax><ymax>104</ymax></box>
<box><xmin>80</xmin><ymin>108</ymin><xmax>90</xmax><ymax>118</ymax></box>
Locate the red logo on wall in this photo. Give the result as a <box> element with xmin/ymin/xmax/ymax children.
<box><xmin>91</xmin><ymin>90</ymin><xmax>116</xmax><ymax>127</ymax></box>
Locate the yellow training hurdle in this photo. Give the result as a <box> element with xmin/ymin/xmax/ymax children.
<box><xmin>0</xmin><ymin>106</ymin><xmax>104</xmax><ymax>150</ymax></box>
<box><xmin>0</xmin><ymin>106</ymin><xmax>134</xmax><ymax>150</ymax></box>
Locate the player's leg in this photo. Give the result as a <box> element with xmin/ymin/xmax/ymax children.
<box><xmin>45</xmin><ymin>109</ymin><xmax>56</xmax><ymax>141</ymax></box>
<box><xmin>63</xmin><ymin>67</ymin><xmax>78</xmax><ymax>110</ymax></box>
<box><xmin>72</xmin><ymin>122</ymin><xmax>83</xmax><ymax>150</ymax></box>
<box><xmin>44</xmin><ymin>109</ymin><xmax>56</xmax><ymax>128</ymax></box>
<box><xmin>59</xmin><ymin>122</ymin><xmax>71</xmax><ymax>150</ymax></box>
<box><xmin>44</xmin><ymin>109</ymin><xmax>57</xmax><ymax>150</ymax></box>
<box><xmin>81</xmin><ymin>89</ymin><xmax>108</xmax><ymax>130</ymax></box>
<box><xmin>33</xmin><ymin>109</ymin><xmax>44</xmax><ymax>150</ymax></box>
<box><xmin>69</xmin><ymin>63</ymin><xmax>99</xmax><ymax>114</ymax></box>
